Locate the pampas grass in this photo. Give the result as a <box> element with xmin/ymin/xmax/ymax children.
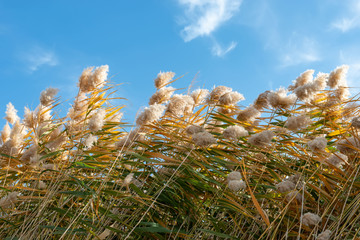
<box><xmin>0</xmin><ymin>65</ymin><xmax>359</xmax><ymax>240</ymax></box>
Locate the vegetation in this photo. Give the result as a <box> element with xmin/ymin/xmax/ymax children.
<box><xmin>0</xmin><ymin>65</ymin><xmax>359</xmax><ymax>239</ymax></box>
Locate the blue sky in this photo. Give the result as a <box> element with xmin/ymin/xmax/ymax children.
<box><xmin>1</xmin><ymin>0</ymin><xmax>360</xmax><ymax>126</ymax></box>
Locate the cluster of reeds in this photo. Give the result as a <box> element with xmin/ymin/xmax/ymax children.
<box><xmin>0</xmin><ymin>65</ymin><xmax>359</xmax><ymax>239</ymax></box>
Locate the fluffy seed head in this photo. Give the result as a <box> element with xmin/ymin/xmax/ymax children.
<box><xmin>89</xmin><ymin>108</ymin><xmax>106</xmax><ymax>132</ymax></box>
<box><xmin>40</xmin><ymin>87</ymin><xmax>59</xmax><ymax>106</ymax></box>
<box><xmin>351</xmin><ymin>116</ymin><xmax>360</xmax><ymax>128</ymax></box>
<box><xmin>0</xmin><ymin>192</ymin><xmax>19</xmax><ymax>208</ymax></box>
<box><xmin>92</xmin><ymin>65</ymin><xmax>109</xmax><ymax>88</ymax></box>
<box><xmin>227</xmin><ymin>171</ymin><xmax>242</xmax><ymax>181</ymax></box>
<box><xmin>337</xmin><ymin>137</ymin><xmax>360</xmax><ymax>155</ymax></box>
<box><xmin>237</xmin><ymin>106</ymin><xmax>261</xmax><ymax>122</ymax></box>
<box><xmin>302</xmin><ymin>212</ymin><xmax>321</xmax><ymax>226</ymax></box>
<box><xmin>325</xmin><ymin>152</ymin><xmax>348</xmax><ymax>168</ymax></box>
<box><xmin>317</xmin><ymin>230</ymin><xmax>331</xmax><ymax>240</ymax></box>
<box><xmin>20</xmin><ymin>145</ymin><xmax>38</xmax><ymax>163</ymax></box>
<box><xmin>312</xmin><ymin>72</ymin><xmax>328</xmax><ymax>91</ymax></box>
<box><xmin>4</xmin><ymin>102</ymin><xmax>19</xmax><ymax>125</ymax></box>
<box><xmin>254</xmin><ymin>91</ymin><xmax>270</xmax><ymax>110</ymax></box>
<box><xmin>123</xmin><ymin>173</ymin><xmax>134</xmax><ymax>186</ymax></box>
<box><xmin>84</xmin><ymin>134</ymin><xmax>97</xmax><ymax>149</ymax></box>
<box><xmin>136</xmin><ymin>104</ymin><xmax>166</xmax><ymax>126</ymax></box>
<box><xmin>268</xmin><ymin>88</ymin><xmax>297</xmax><ymax>109</ymax></box>
<box><xmin>328</xmin><ymin>65</ymin><xmax>349</xmax><ymax>89</ymax></box>
<box><xmin>208</xmin><ymin>86</ymin><xmax>232</xmax><ymax>103</ymax></box>
<box><xmin>286</xmin><ymin>191</ymin><xmax>302</xmax><ymax>202</ymax></box>
<box><xmin>191</xmin><ymin>89</ymin><xmax>210</xmax><ymax>105</ymax></box>
<box><xmin>228</xmin><ymin>180</ymin><xmax>246</xmax><ymax>191</ymax></box>
<box><xmin>223</xmin><ymin>125</ymin><xmax>248</xmax><ymax>140</ymax></box>
<box><xmin>154</xmin><ymin>71</ymin><xmax>175</xmax><ymax>89</ymax></box>
<box><xmin>248</xmin><ymin>130</ymin><xmax>274</xmax><ymax>147</ymax></box>
<box><xmin>288</xmin><ymin>69</ymin><xmax>315</xmax><ymax>91</ymax></box>
<box><xmin>78</xmin><ymin>65</ymin><xmax>109</xmax><ymax>92</ymax></box>
<box><xmin>276</xmin><ymin>180</ymin><xmax>296</xmax><ymax>193</ymax></box>
<box><xmin>308</xmin><ymin>137</ymin><xmax>327</xmax><ymax>152</ymax></box>
<box><xmin>192</xmin><ymin>131</ymin><xmax>217</xmax><ymax>147</ymax></box>
<box><xmin>185</xmin><ymin>125</ymin><xmax>205</xmax><ymax>135</ymax></box>
<box><xmin>285</xmin><ymin>114</ymin><xmax>311</xmax><ymax>131</ymax></box>
<box><xmin>1</xmin><ymin>122</ymin><xmax>11</xmax><ymax>144</ymax></box>
<box><xmin>166</xmin><ymin>94</ymin><xmax>194</xmax><ymax>116</ymax></box>
<box><xmin>149</xmin><ymin>87</ymin><xmax>175</xmax><ymax>105</ymax></box>
<box><xmin>219</xmin><ymin>91</ymin><xmax>245</xmax><ymax>105</ymax></box>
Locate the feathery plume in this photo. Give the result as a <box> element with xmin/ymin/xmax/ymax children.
<box><xmin>149</xmin><ymin>86</ymin><xmax>175</xmax><ymax>105</ymax></box>
<box><xmin>185</xmin><ymin>125</ymin><xmax>205</xmax><ymax>135</ymax></box>
<box><xmin>302</xmin><ymin>212</ymin><xmax>321</xmax><ymax>226</ymax></box>
<box><xmin>1</xmin><ymin>122</ymin><xmax>11</xmax><ymax>144</ymax></box>
<box><xmin>40</xmin><ymin>87</ymin><xmax>59</xmax><ymax>106</ymax></box>
<box><xmin>4</xmin><ymin>102</ymin><xmax>19</xmax><ymax>125</ymax></box>
<box><xmin>276</xmin><ymin>180</ymin><xmax>296</xmax><ymax>193</ymax></box>
<box><xmin>248</xmin><ymin>130</ymin><xmax>274</xmax><ymax>147</ymax></box>
<box><xmin>37</xmin><ymin>181</ymin><xmax>47</xmax><ymax>190</ymax></box>
<box><xmin>136</xmin><ymin>104</ymin><xmax>166</xmax><ymax>126</ymax></box>
<box><xmin>327</xmin><ymin>65</ymin><xmax>349</xmax><ymax>89</ymax></box>
<box><xmin>78</xmin><ymin>67</ymin><xmax>94</xmax><ymax>93</ymax></box>
<box><xmin>285</xmin><ymin>114</ymin><xmax>311</xmax><ymax>131</ymax></box>
<box><xmin>253</xmin><ymin>91</ymin><xmax>270</xmax><ymax>110</ymax></box>
<box><xmin>92</xmin><ymin>65</ymin><xmax>109</xmax><ymax>89</ymax></box>
<box><xmin>286</xmin><ymin>191</ymin><xmax>302</xmax><ymax>202</ymax></box>
<box><xmin>228</xmin><ymin>180</ymin><xmax>246</xmax><ymax>191</ymax></box>
<box><xmin>84</xmin><ymin>134</ymin><xmax>97</xmax><ymax>149</ymax></box>
<box><xmin>78</xmin><ymin>65</ymin><xmax>109</xmax><ymax>92</ymax></box>
<box><xmin>0</xmin><ymin>192</ymin><xmax>19</xmax><ymax>208</ymax></box>
<box><xmin>154</xmin><ymin>71</ymin><xmax>175</xmax><ymax>89</ymax></box>
<box><xmin>208</xmin><ymin>86</ymin><xmax>232</xmax><ymax>103</ymax></box>
<box><xmin>23</xmin><ymin>107</ymin><xmax>36</xmax><ymax>129</ymax></box>
<box><xmin>325</xmin><ymin>152</ymin><xmax>348</xmax><ymax>168</ymax></box>
<box><xmin>219</xmin><ymin>91</ymin><xmax>245</xmax><ymax>105</ymax></box>
<box><xmin>288</xmin><ymin>69</ymin><xmax>315</xmax><ymax>91</ymax></box>
<box><xmin>227</xmin><ymin>171</ymin><xmax>242</xmax><ymax>181</ymax></box>
<box><xmin>337</xmin><ymin>137</ymin><xmax>360</xmax><ymax>155</ymax></box>
<box><xmin>268</xmin><ymin>88</ymin><xmax>296</xmax><ymax>109</ymax></box>
<box><xmin>317</xmin><ymin>230</ymin><xmax>331</xmax><ymax>240</ymax></box>
<box><xmin>192</xmin><ymin>131</ymin><xmax>217</xmax><ymax>147</ymax></box>
<box><xmin>237</xmin><ymin>105</ymin><xmax>261</xmax><ymax>122</ymax></box>
<box><xmin>191</xmin><ymin>89</ymin><xmax>210</xmax><ymax>105</ymax></box>
<box><xmin>223</xmin><ymin>125</ymin><xmax>248</xmax><ymax>140</ymax></box>
<box><xmin>166</xmin><ymin>94</ymin><xmax>194</xmax><ymax>116</ymax></box>
<box><xmin>20</xmin><ymin>145</ymin><xmax>38</xmax><ymax>163</ymax></box>
<box><xmin>351</xmin><ymin>116</ymin><xmax>360</xmax><ymax>128</ymax></box>
<box><xmin>89</xmin><ymin>108</ymin><xmax>106</xmax><ymax>132</ymax></box>
<box><xmin>308</xmin><ymin>137</ymin><xmax>327</xmax><ymax>152</ymax></box>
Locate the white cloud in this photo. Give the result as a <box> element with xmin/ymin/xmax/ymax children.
<box><xmin>331</xmin><ymin>0</ymin><xmax>360</xmax><ymax>32</ymax></box>
<box><xmin>178</xmin><ymin>0</ymin><xmax>242</xmax><ymax>42</ymax></box>
<box><xmin>22</xmin><ymin>46</ymin><xmax>58</xmax><ymax>73</ymax></box>
<box><xmin>279</xmin><ymin>36</ymin><xmax>320</xmax><ymax>68</ymax></box>
<box><xmin>211</xmin><ymin>40</ymin><xmax>237</xmax><ymax>57</ymax></box>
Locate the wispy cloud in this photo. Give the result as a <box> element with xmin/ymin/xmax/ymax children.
<box><xmin>331</xmin><ymin>0</ymin><xmax>360</xmax><ymax>32</ymax></box>
<box><xmin>279</xmin><ymin>35</ymin><xmax>320</xmax><ymax>68</ymax></box>
<box><xmin>177</xmin><ymin>0</ymin><xmax>241</xmax><ymax>57</ymax></box>
<box><xmin>22</xmin><ymin>46</ymin><xmax>58</xmax><ymax>73</ymax></box>
<box><xmin>211</xmin><ymin>40</ymin><xmax>237</xmax><ymax>57</ymax></box>
<box><xmin>178</xmin><ymin>0</ymin><xmax>242</xmax><ymax>42</ymax></box>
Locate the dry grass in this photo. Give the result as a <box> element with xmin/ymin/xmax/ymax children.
<box><xmin>0</xmin><ymin>66</ymin><xmax>359</xmax><ymax>240</ymax></box>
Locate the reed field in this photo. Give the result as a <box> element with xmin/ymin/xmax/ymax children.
<box><xmin>0</xmin><ymin>65</ymin><xmax>360</xmax><ymax>239</ymax></box>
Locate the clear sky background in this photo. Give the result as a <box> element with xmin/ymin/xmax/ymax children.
<box><xmin>1</xmin><ymin>0</ymin><xmax>360</xmax><ymax>126</ymax></box>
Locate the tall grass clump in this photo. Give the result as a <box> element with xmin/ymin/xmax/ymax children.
<box><xmin>0</xmin><ymin>65</ymin><xmax>360</xmax><ymax>239</ymax></box>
